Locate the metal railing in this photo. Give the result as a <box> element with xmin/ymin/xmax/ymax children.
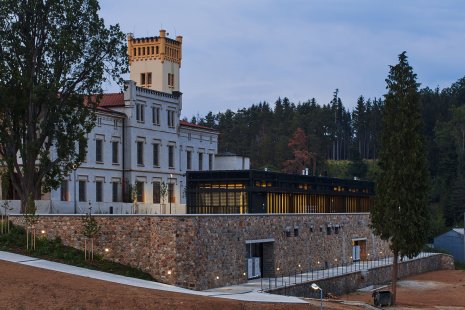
<box><xmin>260</xmin><ymin>251</ymin><xmax>439</xmax><ymax>291</ymax></box>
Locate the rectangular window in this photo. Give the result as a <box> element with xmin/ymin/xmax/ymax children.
<box><xmin>168</xmin><ymin>183</ymin><xmax>175</xmax><ymax>203</ymax></box>
<box><xmin>168</xmin><ymin>145</ymin><xmax>174</xmax><ymax>168</ymax></box>
<box><xmin>96</xmin><ymin>180</ymin><xmax>103</xmax><ymax>202</ymax></box>
<box><xmin>137</xmin><ymin>141</ymin><xmax>144</xmax><ymax>166</ymax></box>
<box><xmin>136</xmin><ymin>103</ymin><xmax>145</xmax><ymax>122</ymax></box>
<box><xmin>112</xmin><ymin>181</ymin><xmax>119</xmax><ymax>202</ymax></box>
<box><xmin>198</xmin><ymin>153</ymin><xmax>203</xmax><ymax>171</ymax></box>
<box><xmin>112</xmin><ymin>141</ymin><xmax>119</xmax><ymax>164</ymax></box>
<box><xmin>60</xmin><ymin>180</ymin><xmax>68</xmax><ymax>201</ymax></box>
<box><xmin>140</xmin><ymin>73</ymin><xmax>146</xmax><ymax>85</ymax></box>
<box><xmin>78</xmin><ymin>180</ymin><xmax>86</xmax><ymax>202</ymax></box>
<box><xmin>187</xmin><ymin>151</ymin><xmax>192</xmax><ymax>170</ymax></box>
<box><xmin>153</xmin><ymin>143</ymin><xmax>160</xmax><ymax>166</ymax></box>
<box><xmin>147</xmin><ymin>72</ymin><xmax>152</xmax><ymax>85</ymax></box>
<box><xmin>153</xmin><ymin>182</ymin><xmax>160</xmax><ymax>204</ymax></box>
<box><xmin>168</xmin><ymin>73</ymin><xmax>175</xmax><ymax>87</ymax></box>
<box><xmin>208</xmin><ymin>154</ymin><xmax>213</xmax><ymax>170</ymax></box>
<box><xmin>96</xmin><ymin>139</ymin><xmax>103</xmax><ymax>163</ymax></box>
<box><xmin>136</xmin><ymin>181</ymin><xmax>144</xmax><ymax>202</ymax></box>
<box><xmin>152</xmin><ymin>106</ymin><xmax>160</xmax><ymax>125</ymax></box>
<box><xmin>167</xmin><ymin>110</ymin><xmax>175</xmax><ymax>128</ymax></box>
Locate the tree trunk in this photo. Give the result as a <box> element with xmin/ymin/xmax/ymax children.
<box><xmin>391</xmin><ymin>250</ymin><xmax>398</xmax><ymax>305</ymax></box>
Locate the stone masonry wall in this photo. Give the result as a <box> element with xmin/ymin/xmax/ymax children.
<box><xmin>269</xmin><ymin>254</ymin><xmax>454</xmax><ymax>298</ymax></box>
<box><xmin>10</xmin><ymin>213</ymin><xmax>391</xmax><ymax>290</ymax></box>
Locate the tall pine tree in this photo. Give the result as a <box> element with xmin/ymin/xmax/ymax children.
<box><xmin>370</xmin><ymin>52</ymin><xmax>429</xmax><ymax>304</ymax></box>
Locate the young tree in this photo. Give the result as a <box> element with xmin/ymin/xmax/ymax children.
<box><xmin>370</xmin><ymin>52</ymin><xmax>429</xmax><ymax>305</ymax></box>
<box><xmin>0</xmin><ymin>0</ymin><xmax>128</xmax><ymax>212</ymax></box>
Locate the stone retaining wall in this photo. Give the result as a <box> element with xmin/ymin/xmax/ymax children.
<box><xmin>10</xmin><ymin>213</ymin><xmax>390</xmax><ymax>290</ymax></box>
<box><xmin>269</xmin><ymin>253</ymin><xmax>454</xmax><ymax>298</ymax></box>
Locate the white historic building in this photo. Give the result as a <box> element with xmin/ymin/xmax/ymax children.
<box><xmin>2</xmin><ymin>30</ymin><xmax>220</xmax><ymax>214</ymax></box>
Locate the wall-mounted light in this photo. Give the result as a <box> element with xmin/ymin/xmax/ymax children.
<box><xmin>167</xmin><ymin>270</ymin><xmax>172</xmax><ymax>275</ymax></box>
<box><xmin>104</xmin><ymin>248</ymin><xmax>110</xmax><ymax>253</ymax></box>
<box><xmin>216</xmin><ymin>276</ymin><xmax>219</xmax><ymax>280</ymax></box>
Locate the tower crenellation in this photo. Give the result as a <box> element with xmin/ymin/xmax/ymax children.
<box><xmin>127</xmin><ymin>30</ymin><xmax>182</xmax><ymax>93</ymax></box>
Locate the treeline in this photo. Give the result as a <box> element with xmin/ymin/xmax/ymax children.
<box><xmin>188</xmin><ymin>76</ymin><xmax>465</xmax><ymax>229</ymax></box>
<box><xmin>190</xmin><ymin>90</ymin><xmax>383</xmax><ymax>172</ymax></box>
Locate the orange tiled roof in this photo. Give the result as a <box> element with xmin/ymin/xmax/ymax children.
<box><xmin>180</xmin><ymin>120</ymin><xmax>216</xmax><ymax>131</ymax></box>
<box><xmin>97</xmin><ymin>93</ymin><xmax>125</xmax><ymax>107</ymax></box>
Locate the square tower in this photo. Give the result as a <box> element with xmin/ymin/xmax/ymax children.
<box><xmin>127</xmin><ymin>30</ymin><xmax>182</xmax><ymax>93</ymax></box>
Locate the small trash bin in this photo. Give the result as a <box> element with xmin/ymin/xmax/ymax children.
<box><xmin>372</xmin><ymin>290</ymin><xmax>392</xmax><ymax>307</ymax></box>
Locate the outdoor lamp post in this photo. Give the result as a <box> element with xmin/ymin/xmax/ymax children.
<box><xmin>73</xmin><ymin>165</ymin><xmax>77</xmax><ymax>214</ymax></box>
<box><xmin>169</xmin><ymin>174</ymin><xmax>173</xmax><ymax>214</ymax></box>
<box><xmin>311</xmin><ymin>283</ymin><xmax>323</xmax><ymax>310</ymax></box>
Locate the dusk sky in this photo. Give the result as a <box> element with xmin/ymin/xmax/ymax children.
<box><xmin>99</xmin><ymin>0</ymin><xmax>465</xmax><ymax>119</ymax></box>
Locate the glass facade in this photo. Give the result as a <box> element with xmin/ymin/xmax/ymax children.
<box><xmin>186</xmin><ymin>170</ymin><xmax>374</xmax><ymax>214</ymax></box>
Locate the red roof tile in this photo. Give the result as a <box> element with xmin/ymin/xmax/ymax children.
<box><xmin>98</xmin><ymin>93</ymin><xmax>125</xmax><ymax>107</ymax></box>
<box><xmin>180</xmin><ymin>120</ymin><xmax>216</xmax><ymax>131</ymax></box>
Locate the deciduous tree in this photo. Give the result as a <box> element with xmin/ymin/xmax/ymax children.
<box><xmin>0</xmin><ymin>0</ymin><xmax>127</xmax><ymax>212</ymax></box>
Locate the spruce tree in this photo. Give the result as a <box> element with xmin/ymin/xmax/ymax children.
<box><xmin>370</xmin><ymin>52</ymin><xmax>429</xmax><ymax>304</ymax></box>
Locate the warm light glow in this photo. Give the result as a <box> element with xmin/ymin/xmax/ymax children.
<box><xmin>41</xmin><ymin>230</ymin><xmax>45</xmax><ymax>234</ymax></box>
<box><xmin>334</xmin><ymin>258</ymin><xmax>337</xmax><ymax>262</ymax></box>
<box><xmin>167</xmin><ymin>270</ymin><xmax>172</xmax><ymax>275</ymax></box>
<box><xmin>276</xmin><ymin>267</ymin><xmax>280</xmax><ymax>271</ymax></box>
<box><xmin>317</xmin><ymin>261</ymin><xmax>320</xmax><ymax>264</ymax></box>
<box><xmin>298</xmin><ymin>264</ymin><xmax>301</xmax><ymax>268</ymax></box>
<box><xmin>216</xmin><ymin>276</ymin><xmax>219</xmax><ymax>280</ymax></box>
<box><xmin>243</xmin><ymin>272</ymin><xmax>246</xmax><ymax>276</ymax></box>
<box><xmin>367</xmin><ymin>253</ymin><xmax>370</xmax><ymax>256</ymax></box>
<box><xmin>104</xmin><ymin>248</ymin><xmax>109</xmax><ymax>253</ymax></box>
<box><xmin>350</xmin><ymin>256</ymin><xmax>352</xmax><ymax>259</ymax></box>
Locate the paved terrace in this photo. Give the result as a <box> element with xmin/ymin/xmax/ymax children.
<box><xmin>0</xmin><ymin>251</ymin><xmax>438</xmax><ymax>303</ymax></box>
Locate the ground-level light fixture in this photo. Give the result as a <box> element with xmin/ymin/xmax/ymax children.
<box><xmin>311</xmin><ymin>283</ymin><xmax>323</xmax><ymax>310</ymax></box>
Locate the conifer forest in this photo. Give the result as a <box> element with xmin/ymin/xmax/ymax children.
<box><xmin>187</xmin><ymin>76</ymin><xmax>465</xmax><ymax>236</ymax></box>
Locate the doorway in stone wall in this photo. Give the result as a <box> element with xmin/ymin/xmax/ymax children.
<box><xmin>245</xmin><ymin>239</ymin><xmax>274</xmax><ymax>279</ymax></box>
<box><xmin>352</xmin><ymin>238</ymin><xmax>367</xmax><ymax>261</ymax></box>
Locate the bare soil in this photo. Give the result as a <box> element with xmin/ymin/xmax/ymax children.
<box><xmin>0</xmin><ymin>260</ymin><xmax>312</xmax><ymax>310</ymax></box>
<box><xmin>1</xmin><ymin>260</ymin><xmax>464</xmax><ymax>309</ymax></box>
<box><xmin>340</xmin><ymin>269</ymin><xmax>465</xmax><ymax>309</ymax></box>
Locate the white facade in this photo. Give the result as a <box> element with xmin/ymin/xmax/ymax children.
<box><xmin>214</xmin><ymin>153</ymin><xmax>250</xmax><ymax>170</ymax></box>
<box><xmin>1</xmin><ymin>30</ymin><xmax>219</xmax><ymax>214</ymax></box>
<box><xmin>48</xmin><ymin>80</ymin><xmax>218</xmax><ymax>214</ymax></box>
